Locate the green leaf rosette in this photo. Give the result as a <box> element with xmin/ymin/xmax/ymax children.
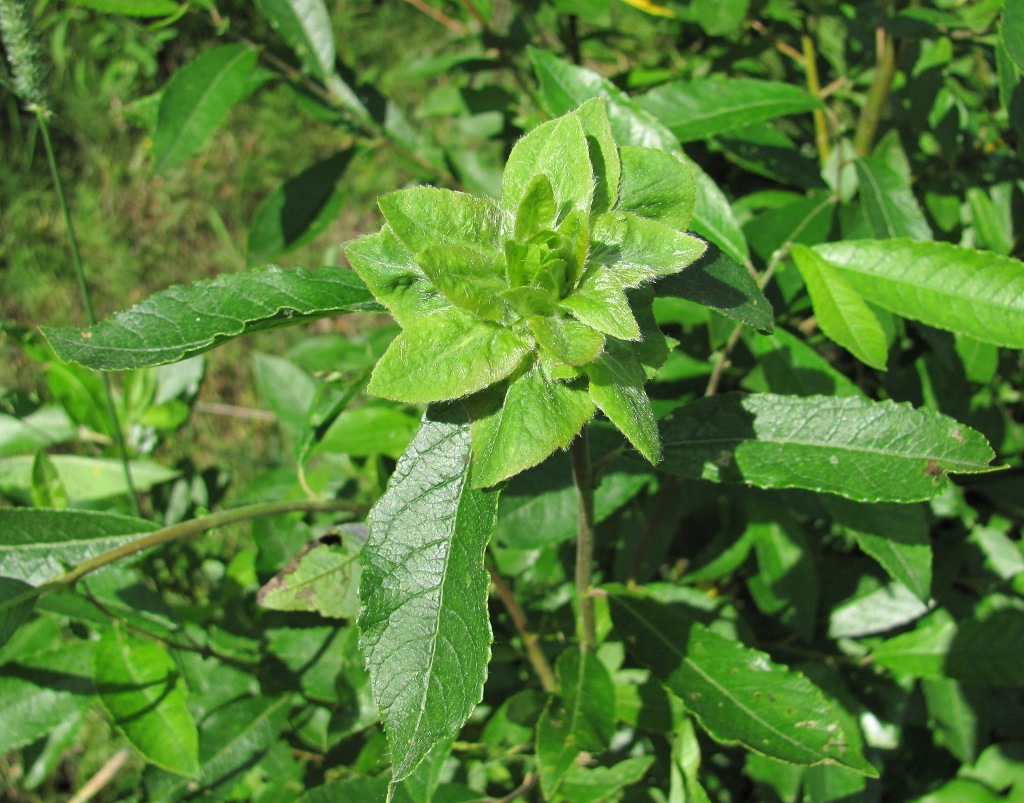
<box><xmin>347</xmin><ymin>100</ymin><xmax>705</xmax><ymax>486</ymax></box>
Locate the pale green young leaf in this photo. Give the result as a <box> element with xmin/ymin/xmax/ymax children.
<box><xmin>0</xmin><ymin>509</ymin><xmax>159</xmax><ymax>585</ymax></box>
<box><xmin>96</xmin><ymin>627</ymin><xmax>200</xmax><ymax>778</ymax></box>
<box><xmin>415</xmin><ymin>245</ymin><xmax>509</xmax><ymax>321</ymax></box>
<box><xmin>467</xmin><ymin>361</ymin><xmax>596</xmax><ymax>488</ymax></box>
<box><xmin>0</xmin><ymin>406</ymin><xmax>75</xmax><ymax>457</ymax></box>
<box><xmin>503</xmin><ymin>112</ymin><xmax>593</xmax><ymax>222</ymax></box>
<box><xmin>636</xmin><ymin>78</ymin><xmax>823</xmax><ymax>143</ymax></box>
<box><xmin>346</xmin><ymin>226</ymin><xmax>446</xmax><ymax>327</ymax></box>
<box><xmin>814</xmin><ymin>239</ymin><xmax>1024</xmax><ymax>348</ymax></box>
<box><xmin>616</xmin><ymin>146</ymin><xmax>696</xmax><ymax>231</ymax></box>
<box><xmin>659</xmin><ymin>393</ymin><xmax>997</xmax><ymax>503</ymax></box>
<box><xmin>560</xmin><ymin>266</ymin><xmax>641</xmax><ymax>341</ymax></box>
<box><xmin>514</xmin><ymin>174</ymin><xmax>557</xmax><ymax>241</ymax></box>
<box><xmin>585</xmin><ymin>341</ymin><xmax>660</xmax><ymax>464</ymax></box>
<box><xmin>0</xmin><ymin>455</ymin><xmax>178</xmax><ymax>505</ymax></box>
<box><xmin>69</xmin><ymin>0</ymin><xmax>178</xmax><ymax>15</ymax></box>
<box><xmin>576</xmin><ymin>98</ymin><xmax>620</xmax><ymax>214</ymax></box>
<box><xmin>591</xmin><ymin>212</ymin><xmax>707</xmax><ymax>288</ymax></box>
<box><xmin>368</xmin><ymin>309</ymin><xmax>533</xmax><ymax>403</ymax></box>
<box><xmin>43</xmin><ymin>265</ymin><xmax>381</xmax><ymax>370</ymax></box>
<box><xmin>791</xmin><ymin>244</ymin><xmax>888</xmax><ymax>370</ymax></box>
<box><xmin>869</xmin><ymin>610</ymin><xmax>957</xmax><ymax>679</ymax></box>
<box><xmin>256</xmin><ymin>0</ymin><xmax>335</xmax><ymax>80</ymax></box>
<box><xmin>358</xmin><ymin>406</ymin><xmax>500</xmax><ymax>781</ymax></box>
<box><xmin>378</xmin><ymin>187</ymin><xmax>509</xmax><ymax>255</ymax></box>
<box><xmin>823</xmin><ymin>497</ymin><xmax>931</xmax><ymax>602</ymax></box>
<box><xmin>655</xmin><ymin>244</ymin><xmax>773</xmax><ymax>334</ymax></box>
<box><xmin>608</xmin><ymin>589</ymin><xmax>877</xmax><ymax>775</ymax></box>
<box><xmin>854</xmin><ymin>156</ymin><xmax>932</xmax><ymax>241</ymax></box>
<box><xmin>152</xmin><ymin>45</ymin><xmax>258</xmax><ymax>174</ymax></box>
<box><xmin>536</xmin><ymin>649</ymin><xmax>617</xmax><ymax>798</ymax></box>
<box><xmin>529</xmin><ymin>313</ymin><xmax>605</xmax><ymax>366</ymax></box>
<box><xmin>256</xmin><ymin>528</ymin><xmax>364</xmax><ymax>618</ymax></box>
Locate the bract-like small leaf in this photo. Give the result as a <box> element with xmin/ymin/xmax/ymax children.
<box><xmin>636</xmin><ymin>78</ymin><xmax>823</xmax><ymax>143</ymax></box>
<box><xmin>503</xmin><ymin>112</ymin><xmax>594</xmax><ymax>222</ymax></box>
<box><xmin>247</xmin><ymin>149</ymin><xmax>355</xmax><ymax>266</ymax></box>
<box><xmin>854</xmin><ymin>156</ymin><xmax>932</xmax><ymax>241</ymax></box>
<box><xmin>585</xmin><ymin>341</ymin><xmax>660</xmax><ymax>464</ymax></box>
<box><xmin>0</xmin><ymin>509</ymin><xmax>159</xmax><ymax>585</ymax></box>
<box><xmin>529</xmin><ymin>313</ymin><xmax>605</xmax><ymax>366</ymax></box>
<box><xmin>358</xmin><ymin>406</ymin><xmax>500</xmax><ymax>781</ymax></box>
<box><xmin>824</xmin><ymin>497</ymin><xmax>931</xmax><ymax>602</ymax></box>
<box><xmin>468</xmin><ymin>361</ymin><xmax>596</xmax><ymax>488</ymax></box>
<box><xmin>69</xmin><ymin>0</ymin><xmax>179</xmax><ymax>15</ymax></box>
<box><xmin>561</xmin><ymin>266</ymin><xmax>640</xmax><ymax>340</ymax></box>
<box><xmin>152</xmin><ymin>45</ymin><xmax>258</xmax><ymax>174</ymax></box>
<box><xmin>0</xmin><ymin>456</ymin><xmax>178</xmax><ymax>504</ymax></box>
<box><xmin>616</xmin><ymin>146</ymin><xmax>696</xmax><ymax>231</ymax></box>
<box><xmin>655</xmin><ymin>244</ymin><xmax>773</xmax><ymax>333</ymax></box>
<box><xmin>415</xmin><ymin>245</ymin><xmax>508</xmax><ymax>321</ymax></box>
<box><xmin>536</xmin><ymin>649</ymin><xmax>617</xmax><ymax>798</ymax></box>
<box><xmin>43</xmin><ymin>265</ymin><xmax>380</xmax><ymax>370</ymax></box>
<box><xmin>256</xmin><ymin>0</ymin><xmax>335</xmax><ymax>79</ymax></box>
<box><xmin>791</xmin><ymin>244</ymin><xmax>888</xmax><ymax>370</ymax></box>
<box><xmin>659</xmin><ymin>393</ymin><xmax>997</xmax><ymax>503</ymax></box>
<box><xmin>592</xmin><ymin>212</ymin><xmax>707</xmax><ymax>288</ymax></box>
<box><xmin>346</xmin><ymin>226</ymin><xmax>446</xmax><ymax>327</ymax></box>
<box><xmin>814</xmin><ymin>239</ymin><xmax>1024</xmax><ymax>349</ymax></box>
<box><xmin>379</xmin><ymin>187</ymin><xmax>508</xmax><ymax>255</ymax></box>
<box><xmin>96</xmin><ymin>626</ymin><xmax>200</xmax><ymax>777</ymax></box>
<box><xmin>257</xmin><ymin>527</ymin><xmax>364</xmax><ymax>618</ymax></box>
<box><xmin>368</xmin><ymin>309</ymin><xmax>533</xmax><ymax>403</ymax></box>
<box><xmin>608</xmin><ymin>588</ymin><xmax>876</xmax><ymax>775</ymax></box>
<box><xmin>577</xmin><ymin>98</ymin><xmax>620</xmax><ymax>214</ymax></box>
<box><xmin>514</xmin><ymin>174</ymin><xmax>558</xmax><ymax>240</ymax></box>
<box><xmin>1003</xmin><ymin>0</ymin><xmax>1024</xmax><ymax>72</ymax></box>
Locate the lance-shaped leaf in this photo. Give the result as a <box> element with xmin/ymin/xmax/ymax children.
<box><xmin>585</xmin><ymin>341</ymin><xmax>660</xmax><ymax>464</ymax></box>
<box><xmin>577</xmin><ymin>98</ymin><xmax>620</xmax><ymax>215</ymax></box>
<box><xmin>503</xmin><ymin>111</ymin><xmax>594</xmax><ymax>221</ymax></box>
<box><xmin>636</xmin><ymin>78</ymin><xmax>823</xmax><ymax>143</ymax></box>
<box><xmin>592</xmin><ymin>212</ymin><xmax>707</xmax><ymax>288</ymax></box>
<box><xmin>791</xmin><ymin>244</ymin><xmax>888</xmax><ymax>370</ymax></box>
<box><xmin>96</xmin><ymin>626</ymin><xmax>200</xmax><ymax>777</ymax></box>
<box><xmin>536</xmin><ymin>649</ymin><xmax>616</xmax><ymax>798</ymax></box>
<box><xmin>70</xmin><ymin>0</ymin><xmax>179</xmax><ymax>15</ymax></box>
<box><xmin>152</xmin><ymin>45</ymin><xmax>258</xmax><ymax>174</ymax></box>
<box><xmin>659</xmin><ymin>393</ymin><xmax>997</xmax><ymax>503</ymax></box>
<box><xmin>358</xmin><ymin>406</ymin><xmax>500</xmax><ymax>781</ymax></box>
<box><xmin>1002</xmin><ymin>0</ymin><xmax>1024</xmax><ymax>72</ymax></box>
<box><xmin>368</xmin><ymin>309</ymin><xmax>534</xmax><ymax>403</ymax></box>
<box><xmin>468</xmin><ymin>361</ymin><xmax>596</xmax><ymax>489</ymax></box>
<box><xmin>0</xmin><ymin>509</ymin><xmax>160</xmax><ymax>585</ymax></box>
<box><xmin>854</xmin><ymin>156</ymin><xmax>932</xmax><ymax>241</ymax></box>
<box><xmin>607</xmin><ymin>588</ymin><xmax>877</xmax><ymax>775</ymax></box>
<box><xmin>42</xmin><ymin>266</ymin><xmax>380</xmax><ymax>370</ymax></box>
<box><xmin>655</xmin><ymin>244</ymin><xmax>773</xmax><ymax>334</ymax></box>
<box><xmin>813</xmin><ymin>239</ymin><xmax>1024</xmax><ymax>349</ymax></box>
<box><xmin>0</xmin><ymin>578</ymin><xmax>35</xmax><ymax>647</ymax></box>
<box><xmin>256</xmin><ymin>0</ymin><xmax>335</xmax><ymax>80</ymax></box>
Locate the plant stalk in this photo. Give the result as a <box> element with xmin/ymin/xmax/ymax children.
<box><xmin>853</xmin><ymin>7</ymin><xmax>897</xmax><ymax>157</ymax></box>
<box><xmin>488</xmin><ymin>563</ymin><xmax>556</xmax><ymax>693</ymax></box>
<box><xmin>801</xmin><ymin>34</ymin><xmax>831</xmax><ymax>166</ymax></box>
<box><xmin>36</xmin><ymin>109</ymin><xmax>141</xmax><ymax>518</ymax></box>
<box><xmin>570</xmin><ymin>429</ymin><xmax>597</xmax><ymax>651</ymax></box>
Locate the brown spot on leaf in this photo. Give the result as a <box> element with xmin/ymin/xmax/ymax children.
<box><xmin>951</xmin><ymin>428</ymin><xmax>964</xmax><ymax>443</ymax></box>
<box><xmin>924</xmin><ymin>459</ymin><xmax>943</xmax><ymax>477</ymax></box>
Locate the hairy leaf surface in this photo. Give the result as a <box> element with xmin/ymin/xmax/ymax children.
<box><xmin>358</xmin><ymin>406</ymin><xmax>500</xmax><ymax>781</ymax></box>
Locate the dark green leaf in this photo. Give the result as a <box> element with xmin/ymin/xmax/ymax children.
<box><xmin>854</xmin><ymin>156</ymin><xmax>932</xmax><ymax>240</ymax></box>
<box><xmin>247</xmin><ymin>149</ymin><xmax>355</xmax><ymax>266</ymax></box>
<box><xmin>608</xmin><ymin>588</ymin><xmax>876</xmax><ymax>774</ymax></box>
<box><xmin>659</xmin><ymin>392</ymin><xmax>997</xmax><ymax>503</ymax></box>
<box><xmin>42</xmin><ymin>265</ymin><xmax>380</xmax><ymax>370</ymax></box>
<box><xmin>468</xmin><ymin>361</ymin><xmax>596</xmax><ymax>488</ymax></box>
<box><xmin>791</xmin><ymin>244</ymin><xmax>888</xmax><ymax>370</ymax></box>
<box><xmin>256</xmin><ymin>0</ymin><xmax>336</xmax><ymax>79</ymax></box>
<box><xmin>358</xmin><ymin>406</ymin><xmax>500</xmax><ymax>781</ymax></box>
<box><xmin>655</xmin><ymin>243</ymin><xmax>773</xmax><ymax>333</ymax></box>
<box><xmin>96</xmin><ymin>626</ymin><xmax>200</xmax><ymax>777</ymax></box>
<box><xmin>0</xmin><ymin>578</ymin><xmax>35</xmax><ymax>647</ymax></box>
<box><xmin>536</xmin><ymin>649</ymin><xmax>616</xmax><ymax>797</ymax></box>
<box><xmin>1003</xmin><ymin>0</ymin><xmax>1024</xmax><ymax>72</ymax></box>
<box><xmin>741</xmin><ymin>328</ymin><xmax>861</xmax><ymax>398</ymax></box>
<box><xmin>152</xmin><ymin>45</ymin><xmax>258</xmax><ymax>173</ymax></box>
<box><xmin>636</xmin><ymin>79</ymin><xmax>822</xmax><ymax>143</ymax></box>
<box><xmin>814</xmin><ymin>239</ymin><xmax>1024</xmax><ymax>349</ymax></box>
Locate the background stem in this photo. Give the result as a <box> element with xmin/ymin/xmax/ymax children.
<box><xmin>570</xmin><ymin>429</ymin><xmax>597</xmax><ymax>651</ymax></box>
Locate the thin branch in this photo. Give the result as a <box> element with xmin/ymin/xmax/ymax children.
<box><xmin>488</xmin><ymin>563</ymin><xmax>556</xmax><ymax>693</ymax></box>
<box><xmin>459</xmin><ymin>0</ymin><xmax>488</xmax><ymax>31</ymax></box>
<box><xmin>400</xmin><ymin>0</ymin><xmax>467</xmax><ymax>35</ymax></box>
<box><xmin>67</xmin><ymin>749</ymin><xmax>131</xmax><ymax>803</ymax></box>
<box><xmin>570</xmin><ymin>429</ymin><xmax>597</xmax><ymax>651</ymax></box>
<box><xmin>488</xmin><ymin>772</ymin><xmax>538</xmax><ymax>802</ymax></box>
